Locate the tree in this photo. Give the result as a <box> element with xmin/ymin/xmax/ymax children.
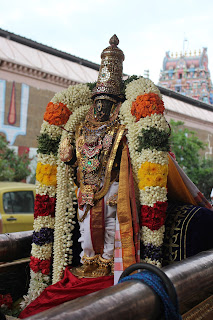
<box><xmin>0</xmin><ymin>135</ymin><xmax>31</xmax><ymax>181</ymax></box>
<box><xmin>169</xmin><ymin>119</ymin><xmax>213</xmax><ymax>200</ymax></box>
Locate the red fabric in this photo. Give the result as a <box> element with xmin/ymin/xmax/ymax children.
<box><xmin>19</xmin><ymin>268</ymin><xmax>113</xmax><ymax>319</ymax></box>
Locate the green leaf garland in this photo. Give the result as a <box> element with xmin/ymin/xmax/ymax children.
<box><xmin>138</xmin><ymin>127</ymin><xmax>170</xmax><ymax>152</ymax></box>
<box><xmin>37</xmin><ymin>133</ymin><xmax>61</xmax><ymax>156</ymax></box>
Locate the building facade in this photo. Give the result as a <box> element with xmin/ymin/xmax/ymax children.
<box><xmin>0</xmin><ymin>29</ymin><xmax>212</xmax><ymax>179</ymax></box>
<box><xmin>158</xmin><ymin>48</ymin><xmax>213</xmax><ymax>105</ymax></box>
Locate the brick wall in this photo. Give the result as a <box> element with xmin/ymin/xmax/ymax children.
<box><xmin>1</xmin><ymin>80</ymin><xmax>55</xmax><ymax>148</ymax></box>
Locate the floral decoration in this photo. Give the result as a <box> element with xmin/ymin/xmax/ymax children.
<box><xmin>32</xmin><ymin>228</ymin><xmax>54</xmax><ymax>245</ymax></box>
<box><xmin>52</xmin><ymin>103</ymin><xmax>90</xmax><ymax>284</ymax></box>
<box><xmin>30</xmin><ymin>257</ymin><xmax>51</xmax><ymax>275</ymax></box>
<box><xmin>34</xmin><ymin>195</ymin><xmax>56</xmax><ymax>218</ymax></box>
<box><xmin>131</xmin><ymin>93</ymin><xmax>164</xmax><ymax>121</ymax></box>
<box><xmin>138</xmin><ymin>162</ymin><xmax>168</xmax><ymax>189</ymax></box>
<box><xmin>22</xmin><ymin>84</ymin><xmax>92</xmax><ymax>308</ymax></box>
<box><xmin>0</xmin><ymin>294</ymin><xmax>13</xmax><ymax>309</ymax></box>
<box><xmin>119</xmin><ymin>77</ymin><xmax>169</xmax><ymax>267</ymax></box>
<box><xmin>139</xmin><ymin>186</ymin><xmax>168</xmax><ymax>207</ymax></box>
<box><xmin>52</xmin><ymin>83</ymin><xmax>93</xmax><ymax>111</ymax></box>
<box><xmin>44</xmin><ymin>102</ymin><xmax>71</xmax><ymax>126</ymax></box>
<box><xmin>137</xmin><ymin>127</ymin><xmax>170</xmax><ymax>152</ymax></box>
<box><xmin>24</xmin><ymin>78</ymin><xmax>169</xmax><ymax>307</ymax></box>
<box><xmin>37</xmin><ymin>134</ymin><xmax>61</xmax><ymax>156</ymax></box>
<box><xmin>140</xmin><ymin>202</ymin><xmax>167</xmax><ymax>230</ymax></box>
<box><xmin>33</xmin><ymin>216</ymin><xmax>55</xmax><ymax>232</ymax></box>
<box><xmin>125</xmin><ymin>77</ymin><xmax>162</xmax><ymax>102</ymax></box>
<box><xmin>36</xmin><ymin>163</ymin><xmax>57</xmax><ymax>186</ymax></box>
<box><xmin>141</xmin><ymin>243</ymin><xmax>162</xmax><ymax>261</ymax></box>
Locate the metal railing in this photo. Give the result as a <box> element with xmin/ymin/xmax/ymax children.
<box><xmin>24</xmin><ymin>250</ymin><xmax>213</xmax><ymax>320</ymax></box>
<box><xmin>1</xmin><ymin>232</ymin><xmax>213</xmax><ymax>319</ymax></box>
<box><xmin>0</xmin><ymin>231</ymin><xmax>32</xmax><ymax>262</ymax></box>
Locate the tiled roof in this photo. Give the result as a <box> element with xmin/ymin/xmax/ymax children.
<box><xmin>0</xmin><ymin>29</ymin><xmax>99</xmax><ymax>83</ymax></box>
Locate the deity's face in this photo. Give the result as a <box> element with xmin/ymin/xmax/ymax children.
<box><xmin>94</xmin><ymin>98</ymin><xmax>115</xmax><ymax>122</ymax></box>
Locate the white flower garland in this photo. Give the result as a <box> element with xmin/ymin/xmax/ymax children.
<box><xmin>24</xmin><ymin>84</ymin><xmax>92</xmax><ymax>307</ymax></box>
<box><xmin>37</xmin><ymin>153</ymin><xmax>58</xmax><ymax>166</ymax></box>
<box><xmin>40</xmin><ymin>120</ymin><xmax>63</xmax><ymax>138</ymax></box>
<box><xmin>35</xmin><ymin>181</ymin><xmax>57</xmax><ymax>198</ymax></box>
<box><xmin>31</xmin><ymin>243</ymin><xmax>53</xmax><ymax>260</ymax></box>
<box><xmin>125</xmin><ymin>77</ymin><xmax>162</xmax><ymax>101</ymax></box>
<box><xmin>21</xmin><ymin>270</ymin><xmax>51</xmax><ymax>308</ymax></box>
<box><xmin>141</xmin><ymin>225</ymin><xmax>165</xmax><ymax>247</ymax></box>
<box><xmin>139</xmin><ymin>187</ymin><xmax>168</xmax><ymax>207</ymax></box>
<box><xmin>143</xmin><ymin>257</ymin><xmax>161</xmax><ymax>268</ymax></box>
<box><xmin>120</xmin><ymin>77</ymin><xmax>169</xmax><ymax>267</ymax></box>
<box><xmin>52</xmin><ymin>84</ymin><xmax>92</xmax><ymax>111</ymax></box>
<box><xmin>137</xmin><ymin>113</ymin><xmax>169</xmax><ymax>132</ymax></box>
<box><xmin>52</xmin><ymin>104</ymin><xmax>91</xmax><ymax>284</ymax></box>
<box><xmin>33</xmin><ymin>216</ymin><xmax>55</xmax><ymax>232</ymax></box>
<box><xmin>138</xmin><ymin>149</ymin><xmax>168</xmax><ymax>166</ymax></box>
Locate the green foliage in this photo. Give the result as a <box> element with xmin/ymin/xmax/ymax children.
<box><xmin>192</xmin><ymin>158</ymin><xmax>213</xmax><ymax>200</ymax></box>
<box><xmin>169</xmin><ymin>119</ymin><xmax>213</xmax><ymax>200</ymax></box>
<box><xmin>0</xmin><ymin>135</ymin><xmax>31</xmax><ymax>181</ymax></box>
<box><xmin>86</xmin><ymin>81</ymin><xmax>97</xmax><ymax>92</ymax></box>
<box><xmin>138</xmin><ymin>127</ymin><xmax>170</xmax><ymax>152</ymax></box>
<box><xmin>121</xmin><ymin>75</ymin><xmax>142</xmax><ymax>97</ymax></box>
<box><xmin>37</xmin><ymin>133</ymin><xmax>61</xmax><ymax>156</ymax></box>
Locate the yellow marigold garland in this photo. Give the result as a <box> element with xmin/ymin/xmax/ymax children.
<box><xmin>36</xmin><ymin>163</ymin><xmax>57</xmax><ymax>187</ymax></box>
<box><xmin>138</xmin><ymin>162</ymin><xmax>168</xmax><ymax>189</ymax></box>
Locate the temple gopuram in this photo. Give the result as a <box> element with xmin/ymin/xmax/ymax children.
<box><xmin>158</xmin><ymin>48</ymin><xmax>213</xmax><ymax>105</ymax></box>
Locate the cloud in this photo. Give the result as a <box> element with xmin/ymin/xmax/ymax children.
<box><xmin>0</xmin><ymin>0</ymin><xmax>213</xmax><ymax>84</ymax></box>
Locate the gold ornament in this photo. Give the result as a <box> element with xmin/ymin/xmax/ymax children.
<box><xmin>92</xmin><ymin>34</ymin><xmax>125</xmax><ymax>100</ymax></box>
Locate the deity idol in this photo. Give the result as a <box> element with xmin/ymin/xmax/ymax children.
<box><xmin>59</xmin><ymin>35</ymin><xmax>134</xmax><ymax>279</ymax></box>
<box><xmin>22</xmin><ymin>35</ymin><xmax>212</xmax><ymax>309</ymax></box>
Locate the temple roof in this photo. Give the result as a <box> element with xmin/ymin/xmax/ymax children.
<box><xmin>0</xmin><ymin>28</ymin><xmax>99</xmax><ymax>83</ymax></box>
<box><xmin>159</xmin><ymin>86</ymin><xmax>213</xmax><ymax>129</ymax></box>
<box><xmin>162</xmin><ymin>48</ymin><xmax>209</xmax><ymax>73</ymax></box>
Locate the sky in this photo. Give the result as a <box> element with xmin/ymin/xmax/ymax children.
<box><xmin>0</xmin><ymin>0</ymin><xmax>213</xmax><ymax>84</ymax></box>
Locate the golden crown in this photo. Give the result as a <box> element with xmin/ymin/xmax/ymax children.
<box><xmin>93</xmin><ymin>35</ymin><xmax>125</xmax><ymax>100</ymax></box>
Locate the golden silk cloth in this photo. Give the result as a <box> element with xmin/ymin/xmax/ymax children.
<box><xmin>117</xmin><ymin>145</ymin><xmax>136</xmax><ymax>269</ymax></box>
<box><xmin>167</xmin><ymin>156</ymin><xmax>197</xmax><ymax>206</ymax></box>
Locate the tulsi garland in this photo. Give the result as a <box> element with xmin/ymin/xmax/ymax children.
<box><xmin>137</xmin><ymin>127</ymin><xmax>170</xmax><ymax>152</ymax></box>
<box><xmin>37</xmin><ymin>134</ymin><xmax>61</xmax><ymax>156</ymax></box>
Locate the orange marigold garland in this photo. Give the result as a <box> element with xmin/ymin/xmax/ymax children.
<box><xmin>44</xmin><ymin>102</ymin><xmax>72</xmax><ymax>126</ymax></box>
<box><xmin>131</xmin><ymin>93</ymin><xmax>165</xmax><ymax>121</ymax></box>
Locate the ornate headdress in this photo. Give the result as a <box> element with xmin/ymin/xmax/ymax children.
<box><xmin>93</xmin><ymin>34</ymin><xmax>125</xmax><ymax>101</ymax></box>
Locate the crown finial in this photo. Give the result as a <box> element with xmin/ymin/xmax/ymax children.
<box><xmin>109</xmin><ymin>34</ymin><xmax>119</xmax><ymax>47</ymax></box>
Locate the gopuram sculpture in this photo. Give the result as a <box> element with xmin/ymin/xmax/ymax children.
<box><xmin>22</xmin><ymin>35</ymin><xmax>212</xmax><ymax>310</ymax></box>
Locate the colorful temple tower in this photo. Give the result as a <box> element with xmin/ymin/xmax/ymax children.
<box><xmin>158</xmin><ymin>48</ymin><xmax>213</xmax><ymax>105</ymax></box>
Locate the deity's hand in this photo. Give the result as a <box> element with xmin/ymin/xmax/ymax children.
<box><xmin>60</xmin><ymin>137</ymin><xmax>74</xmax><ymax>162</ymax></box>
